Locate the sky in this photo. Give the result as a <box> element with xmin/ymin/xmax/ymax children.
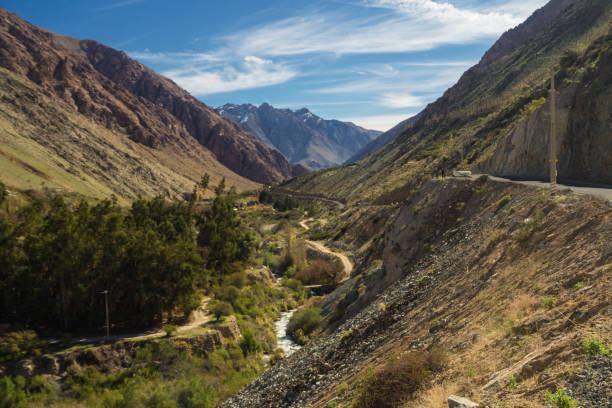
<box><xmin>3</xmin><ymin>0</ymin><xmax>549</xmax><ymax>131</ymax></box>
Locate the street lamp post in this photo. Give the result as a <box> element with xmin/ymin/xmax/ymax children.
<box><xmin>549</xmin><ymin>69</ymin><xmax>558</xmax><ymax>191</ymax></box>
<box><xmin>101</xmin><ymin>290</ymin><xmax>110</xmax><ymax>337</ymax></box>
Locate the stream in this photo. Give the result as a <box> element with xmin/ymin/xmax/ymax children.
<box><xmin>274</xmin><ymin>309</ymin><xmax>301</xmax><ymax>356</ymax></box>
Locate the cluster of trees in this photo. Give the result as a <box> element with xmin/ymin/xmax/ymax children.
<box><xmin>258</xmin><ymin>189</ymin><xmax>299</xmax><ymax>211</ymax></box>
<box><xmin>0</xmin><ymin>181</ymin><xmax>254</xmax><ymax>332</ymax></box>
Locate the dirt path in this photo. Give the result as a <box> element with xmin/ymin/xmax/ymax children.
<box><xmin>66</xmin><ymin>297</ymin><xmax>211</xmax><ymax>345</ymax></box>
<box><xmin>299</xmin><ymin>218</ymin><xmax>313</xmax><ymax>231</ymax></box>
<box><xmin>305</xmin><ymin>240</ymin><xmax>353</xmax><ymax>281</ymax></box>
<box><xmin>298</xmin><ymin>218</ymin><xmax>353</xmax><ymax>283</ymax></box>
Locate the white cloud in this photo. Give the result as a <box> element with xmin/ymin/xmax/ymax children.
<box><xmin>378</xmin><ymin>92</ymin><xmax>423</xmax><ymax>108</ymax></box>
<box><xmin>342</xmin><ymin>113</ymin><xmax>417</xmax><ymax>131</ymax></box>
<box><xmin>161</xmin><ymin>55</ymin><xmax>297</xmax><ymax>96</ymax></box>
<box><xmin>95</xmin><ymin>0</ymin><xmax>146</xmax><ymax>11</ymax></box>
<box><xmin>222</xmin><ymin>0</ymin><xmax>523</xmax><ymax>57</ymax></box>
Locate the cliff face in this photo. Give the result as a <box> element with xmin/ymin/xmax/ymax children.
<box><xmin>218</xmin><ymin>103</ymin><xmax>380</xmax><ymax>169</ymax></box>
<box><xmin>480</xmin><ymin>34</ymin><xmax>612</xmax><ymax>183</ymax></box>
<box><xmin>0</xmin><ymin>8</ymin><xmax>293</xmax><ymax>185</ymax></box>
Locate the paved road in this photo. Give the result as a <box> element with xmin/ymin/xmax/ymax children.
<box><xmin>466</xmin><ymin>174</ymin><xmax>612</xmax><ymax>203</ymax></box>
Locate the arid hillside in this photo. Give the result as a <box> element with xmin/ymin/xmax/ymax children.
<box><xmin>282</xmin><ymin>0</ymin><xmax>612</xmax><ymax>204</ymax></box>
<box><xmin>0</xmin><ymin>7</ymin><xmax>294</xmax><ymax>201</ymax></box>
<box><xmin>223</xmin><ymin>177</ymin><xmax>612</xmax><ymax>407</ymax></box>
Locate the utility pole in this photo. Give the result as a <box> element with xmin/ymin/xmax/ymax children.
<box><xmin>101</xmin><ymin>290</ymin><xmax>110</xmax><ymax>337</ymax></box>
<box><xmin>549</xmin><ymin>69</ymin><xmax>558</xmax><ymax>191</ymax></box>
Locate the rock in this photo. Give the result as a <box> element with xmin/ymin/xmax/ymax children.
<box><xmin>448</xmin><ymin>395</ymin><xmax>480</xmax><ymax>407</ymax></box>
<box><xmin>216</xmin><ymin>315</ymin><xmax>241</xmax><ymax>341</ymax></box>
<box><xmin>34</xmin><ymin>354</ymin><xmax>60</xmax><ymax>375</ymax></box>
<box><xmin>16</xmin><ymin>358</ymin><xmax>34</xmax><ymax>378</ymax></box>
<box><xmin>171</xmin><ymin>331</ymin><xmax>223</xmax><ymax>356</ymax></box>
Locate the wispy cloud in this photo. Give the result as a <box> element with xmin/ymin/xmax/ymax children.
<box><xmin>341</xmin><ymin>113</ymin><xmax>418</xmax><ymax>131</ymax></box>
<box><xmin>222</xmin><ymin>0</ymin><xmax>522</xmax><ymax>57</ymax></box>
<box><xmin>128</xmin><ymin>1</ymin><xmax>545</xmax><ymax>99</ymax></box>
<box><xmin>95</xmin><ymin>0</ymin><xmax>146</xmax><ymax>12</ymax></box>
<box><xmin>378</xmin><ymin>92</ymin><xmax>423</xmax><ymax>108</ymax></box>
<box><xmin>161</xmin><ymin>56</ymin><xmax>298</xmax><ymax>96</ymax></box>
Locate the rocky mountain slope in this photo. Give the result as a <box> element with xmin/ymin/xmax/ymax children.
<box><xmin>223</xmin><ymin>177</ymin><xmax>612</xmax><ymax>407</ymax></box>
<box><xmin>0</xmin><ymin>8</ymin><xmax>293</xmax><ymax>201</ymax></box>
<box><xmin>217</xmin><ymin>103</ymin><xmax>380</xmax><ymax>169</ymax></box>
<box><xmin>281</xmin><ymin>0</ymin><xmax>612</xmax><ymax>204</ymax></box>
<box><xmin>345</xmin><ymin>114</ymin><xmax>419</xmax><ymax>164</ymax></box>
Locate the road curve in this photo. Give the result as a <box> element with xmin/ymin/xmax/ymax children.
<box><xmin>466</xmin><ymin>174</ymin><xmax>612</xmax><ymax>203</ymax></box>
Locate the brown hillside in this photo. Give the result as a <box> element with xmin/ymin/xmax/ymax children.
<box><xmin>0</xmin><ymin>7</ymin><xmax>292</xmax><ymax>192</ymax></box>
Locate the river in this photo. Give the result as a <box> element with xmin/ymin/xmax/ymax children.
<box><xmin>274</xmin><ymin>309</ymin><xmax>301</xmax><ymax>356</ymax></box>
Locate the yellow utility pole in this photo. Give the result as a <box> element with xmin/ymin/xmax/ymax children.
<box><xmin>549</xmin><ymin>69</ymin><xmax>557</xmax><ymax>191</ymax></box>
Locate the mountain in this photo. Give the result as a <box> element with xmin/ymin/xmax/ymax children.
<box><xmin>281</xmin><ymin>0</ymin><xmax>612</xmax><ymax>203</ymax></box>
<box><xmin>217</xmin><ymin>103</ymin><xmax>381</xmax><ymax>169</ymax></box>
<box><xmin>0</xmin><ymin>8</ymin><xmax>293</xmax><ymax>201</ymax></box>
<box><xmin>345</xmin><ymin>114</ymin><xmax>420</xmax><ymax>164</ymax></box>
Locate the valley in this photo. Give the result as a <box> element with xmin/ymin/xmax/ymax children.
<box><xmin>1</xmin><ymin>0</ymin><xmax>611</xmax><ymax>407</ymax></box>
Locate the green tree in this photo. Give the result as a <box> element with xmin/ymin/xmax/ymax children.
<box><xmin>215</xmin><ymin>177</ymin><xmax>226</xmax><ymax>196</ymax></box>
<box><xmin>199</xmin><ymin>173</ymin><xmax>210</xmax><ymax>191</ymax></box>
<box><xmin>239</xmin><ymin>330</ymin><xmax>261</xmax><ymax>356</ymax></box>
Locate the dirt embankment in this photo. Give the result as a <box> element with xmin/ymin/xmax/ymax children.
<box><xmin>221</xmin><ymin>177</ymin><xmax>612</xmax><ymax>408</ymax></box>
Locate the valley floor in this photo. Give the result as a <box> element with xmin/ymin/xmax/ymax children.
<box><xmin>222</xmin><ymin>176</ymin><xmax>612</xmax><ymax>408</ymax></box>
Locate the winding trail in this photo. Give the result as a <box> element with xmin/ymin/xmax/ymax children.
<box><xmin>299</xmin><ymin>218</ymin><xmax>353</xmax><ymax>284</ymax></box>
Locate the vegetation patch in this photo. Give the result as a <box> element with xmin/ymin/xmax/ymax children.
<box><xmin>351</xmin><ymin>348</ymin><xmax>447</xmax><ymax>408</ymax></box>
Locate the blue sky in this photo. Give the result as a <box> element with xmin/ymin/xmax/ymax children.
<box><xmin>3</xmin><ymin>0</ymin><xmax>548</xmax><ymax>130</ymax></box>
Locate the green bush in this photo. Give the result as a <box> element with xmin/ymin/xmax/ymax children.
<box><xmin>583</xmin><ymin>336</ymin><xmax>610</xmax><ymax>358</ymax></box>
<box><xmin>352</xmin><ymin>348</ymin><xmax>447</xmax><ymax>408</ymax></box>
<box><xmin>0</xmin><ymin>330</ymin><xmax>45</xmax><ymax>362</ymax></box>
<box><xmin>163</xmin><ymin>324</ymin><xmax>178</xmax><ymax>337</ymax></box>
<box><xmin>239</xmin><ymin>330</ymin><xmax>262</xmax><ymax>356</ymax></box>
<box><xmin>545</xmin><ymin>389</ymin><xmax>577</xmax><ymax>408</ymax></box>
<box><xmin>0</xmin><ymin>376</ymin><xmax>27</xmax><ymax>408</ymax></box>
<box><xmin>542</xmin><ymin>297</ymin><xmax>556</xmax><ymax>309</ymax></box>
<box><xmin>210</xmin><ymin>301</ymin><xmax>233</xmax><ymax>321</ymax></box>
<box><xmin>287</xmin><ymin>307</ymin><xmax>323</xmax><ymax>341</ymax></box>
<box><xmin>496</xmin><ymin>195</ymin><xmax>512</xmax><ymax>210</ymax></box>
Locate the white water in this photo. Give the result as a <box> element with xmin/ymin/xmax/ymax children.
<box><xmin>274</xmin><ymin>309</ymin><xmax>301</xmax><ymax>356</ymax></box>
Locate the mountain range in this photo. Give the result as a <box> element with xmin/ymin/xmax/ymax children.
<box><xmin>283</xmin><ymin>0</ymin><xmax>612</xmax><ymax>203</ymax></box>
<box><xmin>0</xmin><ymin>7</ymin><xmax>296</xmax><ymax>201</ymax></box>
<box><xmin>217</xmin><ymin>103</ymin><xmax>381</xmax><ymax>170</ymax></box>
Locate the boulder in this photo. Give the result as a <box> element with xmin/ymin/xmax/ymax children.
<box><xmin>216</xmin><ymin>315</ymin><xmax>241</xmax><ymax>341</ymax></box>
<box><xmin>448</xmin><ymin>395</ymin><xmax>480</xmax><ymax>408</ymax></box>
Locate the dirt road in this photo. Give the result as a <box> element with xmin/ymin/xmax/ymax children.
<box><xmin>66</xmin><ymin>297</ymin><xmax>211</xmax><ymax>345</ymax></box>
<box><xmin>298</xmin><ymin>218</ymin><xmax>353</xmax><ymax>282</ymax></box>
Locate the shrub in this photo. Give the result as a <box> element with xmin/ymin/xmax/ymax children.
<box><xmin>239</xmin><ymin>330</ymin><xmax>262</xmax><ymax>356</ymax></box>
<box><xmin>583</xmin><ymin>336</ymin><xmax>610</xmax><ymax>358</ymax></box>
<box><xmin>352</xmin><ymin>348</ymin><xmax>447</xmax><ymax>408</ymax></box>
<box><xmin>295</xmin><ymin>259</ymin><xmax>343</xmax><ymax>285</ymax></box>
<box><xmin>287</xmin><ymin>307</ymin><xmax>323</xmax><ymax>341</ymax></box>
<box><xmin>545</xmin><ymin>389</ymin><xmax>577</xmax><ymax>408</ymax></box>
<box><xmin>496</xmin><ymin>195</ymin><xmax>512</xmax><ymax>210</ymax></box>
<box><xmin>0</xmin><ymin>330</ymin><xmax>45</xmax><ymax>362</ymax></box>
<box><xmin>162</xmin><ymin>324</ymin><xmax>178</xmax><ymax>337</ymax></box>
<box><xmin>542</xmin><ymin>297</ymin><xmax>556</xmax><ymax>309</ymax></box>
<box><xmin>508</xmin><ymin>374</ymin><xmax>517</xmax><ymax>389</ymax></box>
<box><xmin>210</xmin><ymin>301</ymin><xmax>233</xmax><ymax>321</ymax></box>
